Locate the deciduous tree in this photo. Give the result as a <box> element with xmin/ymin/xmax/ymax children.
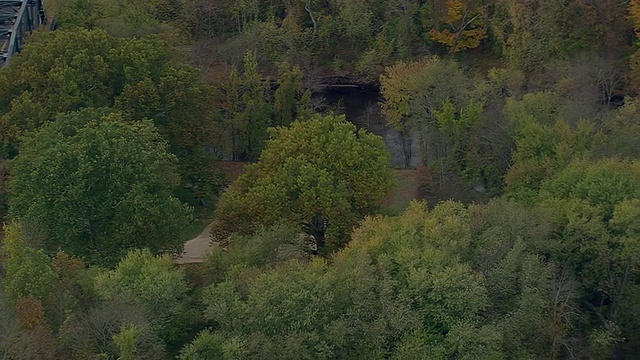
<box><xmin>492</xmin><ymin>0</ymin><xmax>565</xmax><ymax>76</ymax></box>
<box><xmin>380</xmin><ymin>56</ymin><xmax>489</xmax><ymax>187</ymax></box>
<box><xmin>222</xmin><ymin>52</ymin><xmax>274</xmax><ymax>161</ymax></box>
<box><xmin>212</xmin><ymin>114</ymin><xmax>393</xmax><ymax>252</ymax></box>
<box><xmin>0</xmin><ymin>29</ymin><xmax>222</xmax><ymax>196</ymax></box>
<box><xmin>428</xmin><ymin>0</ymin><xmax>487</xmax><ymax>52</ymax></box>
<box><xmin>7</xmin><ymin>111</ymin><xmax>191</xmax><ymax>266</ymax></box>
<box><xmin>94</xmin><ymin>249</ymin><xmax>190</xmax><ymax>345</ymax></box>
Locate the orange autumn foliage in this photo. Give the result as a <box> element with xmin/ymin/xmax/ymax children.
<box><xmin>429</xmin><ymin>0</ymin><xmax>486</xmax><ymax>52</ymax></box>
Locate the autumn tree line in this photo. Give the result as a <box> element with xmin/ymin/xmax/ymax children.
<box><xmin>48</xmin><ymin>0</ymin><xmax>631</xmax><ymax>80</ymax></box>
<box><xmin>0</xmin><ymin>0</ymin><xmax>639</xmax><ymax>358</ymax></box>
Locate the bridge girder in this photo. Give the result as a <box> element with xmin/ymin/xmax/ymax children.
<box><xmin>0</xmin><ymin>0</ymin><xmax>44</xmax><ymax>68</ymax></box>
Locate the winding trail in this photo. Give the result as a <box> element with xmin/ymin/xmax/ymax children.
<box><xmin>174</xmin><ymin>223</ymin><xmax>213</xmax><ymax>264</ymax></box>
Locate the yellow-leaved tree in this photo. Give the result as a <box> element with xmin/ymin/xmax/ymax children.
<box><xmin>428</xmin><ymin>0</ymin><xmax>487</xmax><ymax>53</ymax></box>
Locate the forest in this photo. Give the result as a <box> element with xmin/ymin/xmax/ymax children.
<box><xmin>0</xmin><ymin>0</ymin><xmax>639</xmax><ymax>358</ymax></box>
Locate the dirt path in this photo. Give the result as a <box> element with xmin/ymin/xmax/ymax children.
<box><xmin>173</xmin><ymin>162</ymin><xmax>246</xmax><ymax>265</ymax></box>
<box><xmin>174</xmin><ymin>223</ymin><xmax>213</xmax><ymax>264</ymax></box>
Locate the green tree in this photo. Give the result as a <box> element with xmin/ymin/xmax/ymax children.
<box><xmin>597</xmin><ymin>98</ymin><xmax>640</xmax><ymax>159</ymax></box>
<box><xmin>52</xmin><ymin>0</ymin><xmax>99</xmax><ymax>28</ymax></box>
<box><xmin>273</xmin><ymin>64</ymin><xmax>308</xmax><ymax>127</ymax></box>
<box><xmin>432</xmin><ymin>98</ymin><xmax>484</xmax><ymax>183</ymax></box>
<box><xmin>113</xmin><ymin>325</ymin><xmax>139</xmax><ymax>360</ymax></box>
<box><xmin>178</xmin><ymin>330</ymin><xmax>231</xmax><ymax>360</ymax></box>
<box><xmin>180</xmin><ymin>0</ymin><xmax>236</xmax><ymax>39</ymax></box>
<box><xmin>94</xmin><ymin>249</ymin><xmax>190</xmax><ymax>345</ymax></box>
<box><xmin>2</xmin><ymin>222</ymin><xmax>57</xmax><ymax>304</ymax></box>
<box><xmin>0</xmin><ymin>29</ymin><xmax>222</xmax><ymax>195</ymax></box>
<box><xmin>55</xmin><ymin>0</ymin><xmax>178</xmax><ymax>37</ymax></box>
<box><xmin>202</xmin><ymin>201</ymin><xmax>502</xmax><ymax>358</ymax></box>
<box><xmin>7</xmin><ymin>111</ymin><xmax>191</xmax><ymax>266</ymax></box>
<box><xmin>0</xmin><ymin>223</ymin><xmax>62</xmax><ymax>359</ymax></box>
<box><xmin>508</xmin><ymin>158</ymin><xmax>640</xmax><ymax>357</ymax></box>
<box><xmin>204</xmin><ymin>224</ymin><xmax>308</xmax><ymax>285</ymax></box>
<box><xmin>503</xmin><ymin>92</ymin><xmax>604</xmax><ymax>202</ymax></box>
<box><xmin>329</xmin><ymin>0</ymin><xmax>376</xmax><ymax>55</ymax></box>
<box><xmin>382</xmin><ymin>0</ymin><xmax>422</xmax><ymax>59</ymax></box>
<box><xmin>59</xmin><ymin>299</ymin><xmax>166</xmax><ymax>359</ymax></box>
<box><xmin>222</xmin><ymin>51</ymin><xmax>273</xmax><ymax>161</ymax></box>
<box><xmin>381</xmin><ymin>57</ymin><xmax>456</xmax><ymax>168</ymax></box>
<box><xmin>492</xmin><ymin>0</ymin><xmax>565</xmax><ymax>76</ymax></box>
<box><xmin>237</xmin><ymin>51</ymin><xmax>273</xmax><ymax>161</ymax></box>
<box><xmin>212</xmin><ymin>114</ymin><xmax>393</xmax><ymax>252</ymax></box>
<box><xmin>380</xmin><ymin>56</ymin><xmax>490</xmax><ymax>188</ymax></box>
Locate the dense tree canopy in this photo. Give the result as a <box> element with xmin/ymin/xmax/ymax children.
<box><xmin>47</xmin><ymin>0</ymin><xmax>633</xmax><ymax>84</ymax></box>
<box><xmin>7</xmin><ymin>110</ymin><xmax>191</xmax><ymax>266</ymax></box>
<box><xmin>380</xmin><ymin>56</ymin><xmax>498</xmax><ymax>189</ymax></box>
<box><xmin>95</xmin><ymin>249</ymin><xmax>191</xmax><ymax>346</ymax></box>
<box><xmin>0</xmin><ymin>28</ymin><xmax>222</xmax><ymax>198</ymax></box>
<box><xmin>194</xmin><ymin>200</ymin><xmax>577</xmax><ymax>358</ymax></box>
<box><xmin>1</xmin><ymin>0</ymin><xmax>640</xmax><ymax>358</ymax></box>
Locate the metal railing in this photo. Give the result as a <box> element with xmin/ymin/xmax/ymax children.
<box><xmin>0</xmin><ymin>0</ymin><xmax>44</xmax><ymax>67</ymax></box>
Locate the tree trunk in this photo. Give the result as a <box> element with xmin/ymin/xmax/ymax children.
<box><xmin>303</xmin><ymin>213</ymin><xmax>326</xmax><ymax>254</ymax></box>
<box><xmin>304</xmin><ymin>0</ymin><xmax>317</xmax><ymax>35</ymax></box>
